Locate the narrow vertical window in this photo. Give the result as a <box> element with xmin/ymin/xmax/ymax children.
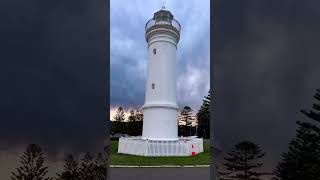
<box><xmin>151</xmin><ymin>83</ymin><xmax>155</xmax><ymax>89</ymax></box>
<box><xmin>153</xmin><ymin>48</ymin><xmax>156</xmax><ymax>55</ymax></box>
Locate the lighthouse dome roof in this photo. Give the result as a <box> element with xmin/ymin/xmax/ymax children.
<box><xmin>153</xmin><ymin>9</ymin><xmax>174</xmax><ymax>22</ymax></box>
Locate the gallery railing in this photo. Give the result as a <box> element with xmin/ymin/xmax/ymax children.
<box><xmin>145</xmin><ymin>18</ymin><xmax>181</xmax><ymax>33</ymax></box>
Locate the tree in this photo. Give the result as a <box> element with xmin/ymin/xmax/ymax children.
<box><xmin>57</xmin><ymin>152</ymin><xmax>107</xmax><ymax>180</ymax></box>
<box><xmin>93</xmin><ymin>153</ymin><xmax>107</xmax><ymax>180</ymax></box>
<box><xmin>56</xmin><ymin>154</ymin><xmax>79</xmax><ymax>180</ymax></box>
<box><xmin>179</xmin><ymin>106</ymin><xmax>195</xmax><ymax>136</ymax></box>
<box><xmin>78</xmin><ymin>152</ymin><xmax>95</xmax><ymax>180</ymax></box>
<box><xmin>126</xmin><ymin>110</ymin><xmax>135</xmax><ymax>135</ymax></box>
<box><xmin>134</xmin><ymin>109</ymin><xmax>143</xmax><ymax>122</ymax></box>
<box><xmin>197</xmin><ymin>90</ymin><xmax>210</xmax><ymax>139</ymax></box>
<box><xmin>111</xmin><ymin>106</ymin><xmax>126</xmax><ymax>134</ymax></box>
<box><xmin>131</xmin><ymin>109</ymin><xmax>143</xmax><ymax>136</ymax></box>
<box><xmin>127</xmin><ymin>110</ymin><xmax>135</xmax><ymax>122</ymax></box>
<box><xmin>219</xmin><ymin>141</ymin><xmax>266</xmax><ymax>180</ymax></box>
<box><xmin>274</xmin><ymin>89</ymin><xmax>320</xmax><ymax>180</ymax></box>
<box><xmin>122</xmin><ymin>109</ymin><xmax>144</xmax><ymax>136</ymax></box>
<box><xmin>113</xmin><ymin>106</ymin><xmax>125</xmax><ymax>122</ymax></box>
<box><xmin>11</xmin><ymin>144</ymin><xmax>51</xmax><ymax>180</ymax></box>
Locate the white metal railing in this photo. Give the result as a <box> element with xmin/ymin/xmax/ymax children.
<box><xmin>145</xmin><ymin>18</ymin><xmax>181</xmax><ymax>33</ymax></box>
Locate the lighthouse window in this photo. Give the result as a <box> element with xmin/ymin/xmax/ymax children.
<box><xmin>151</xmin><ymin>83</ymin><xmax>155</xmax><ymax>89</ymax></box>
<box><xmin>153</xmin><ymin>48</ymin><xmax>156</xmax><ymax>55</ymax></box>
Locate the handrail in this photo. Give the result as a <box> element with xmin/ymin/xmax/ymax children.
<box><xmin>145</xmin><ymin>18</ymin><xmax>181</xmax><ymax>33</ymax></box>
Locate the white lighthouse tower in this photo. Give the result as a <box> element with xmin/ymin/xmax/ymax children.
<box><xmin>142</xmin><ymin>7</ymin><xmax>180</xmax><ymax>141</ymax></box>
<box><xmin>118</xmin><ymin>7</ymin><xmax>203</xmax><ymax>157</ymax></box>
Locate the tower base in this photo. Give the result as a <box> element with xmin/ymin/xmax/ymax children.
<box><xmin>117</xmin><ymin>136</ymin><xmax>203</xmax><ymax>156</ymax></box>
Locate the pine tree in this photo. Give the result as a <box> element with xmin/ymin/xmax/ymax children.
<box><xmin>11</xmin><ymin>144</ymin><xmax>51</xmax><ymax>180</ymax></box>
<box><xmin>128</xmin><ymin>110</ymin><xmax>135</xmax><ymax>122</ymax></box>
<box><xmin>57</xmin><ymin>152</ymin><xmax>107</xmax><ymax>180</ymax></box>
<box><xmin>134</xmin><ymin>109</ymin><xmax>143</xmax><ymax>122</ymax></box>
<box><xmin>274</xmin><ymin>89</ymin><xmax>320</xmax><ymax>180</ymax></box>
<box><xmin>133</xmin><ymin>109</ymin><xmax>143</xmax><ymax>136</ymax></box>
<box><xmin>78</xmin><ymin>152</ymin><xmax>95</xmax><ymax>180</ymax></box>
<box><xmin>220</xmin><ymin>141</ymin><xmax>266</xmax><ymax>180</ymax></box>
<box><xmin>112</xmin><ymin>106</ymin><xmax>125</xmax><ymax>134</ymax></box>
<box><xmin>93</xmin><ymin>153</ymin><xmax>107</xmax><ymax>180</ymax></box>
<box><xmin>126</xmin><ymin>110</ymin><xmax>135</xmax><ymax>135</ymax></box>
<box><xmin>56</xmin><ymin>154</ymin><xmax>79</xmax><ymax>180</ymax></box>
<box><xmin>179</xmin><ymin>106</ymin><xmax>195</xmax><ymax>136</ymax></box>
<box><xmin>113</xmin><ymin>106</ymin><xmax>125</xmax><ymax>122</ymax></box>
<box><xmin>197</xmin><ymin>90</ymin><xmax>210</xmax><ymax>139</ymax></box>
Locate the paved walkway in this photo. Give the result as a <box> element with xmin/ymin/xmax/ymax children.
<box><xmin>110</xmin><ymin>167</ymin><xmax>210</xmax><ymax>180</ymax></box>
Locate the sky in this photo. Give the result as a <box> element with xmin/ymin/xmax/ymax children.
<box><xmin>110</xmin><ymin>0</ymin><xmax>210</xmax><ymax>118</ymax></box>
<box><xmin>0</xmin><ymin>0</ymin><xmax>107</xmax><ymax>178</ymax></box>
<box><xmin>0</xmin><ymin>0</ymin><xmax>108</xmax><ymax>152</ymax></box>
<box><xmin>214</xmin><ymin>0</ymin><xmax>320</xmax><ymax>173</ymax></box>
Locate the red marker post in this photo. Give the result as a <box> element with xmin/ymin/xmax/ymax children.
<box><xmin>191</xmin><ymin>144</ymin><xmax>196</xmax><ymax>156</ymax></box>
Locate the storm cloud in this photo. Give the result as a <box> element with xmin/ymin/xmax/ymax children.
<box><xmin>110</xmin><ymin>0</ymin><xmax>210</xmax><ymax>111</ymax></box>
<box><xmin>0</xmin><ymin>0</ymin><xmax>107</xmax><ymax>155</ymax></box>
<box><xmin>213</xmin><ymin>0</ymin><xmax>320</xmax><ymax>171</ymax></box>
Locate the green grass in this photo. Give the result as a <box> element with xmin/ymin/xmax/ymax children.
<box><xmin>110</xmin><ymin>140</ymin><xmax>211</xmax><ymax>166</ymax></box>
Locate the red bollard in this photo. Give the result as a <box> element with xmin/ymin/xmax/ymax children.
<box><xmin>191</xmin><ymin>144</ymin><xmax>196</xmax><ymax>156</ymax></box>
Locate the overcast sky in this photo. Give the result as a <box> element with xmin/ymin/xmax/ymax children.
<box><xmin>5</xmin><ymin>0</ymin><xmax>109</xmax><ymax>149</ymax></box>
<box><xmin>214</xmin><ymin>0</ymin><xmax>320</xmax><ymax>172</ymax></box>
<box><xmin>110</xmin><ymin>0</ymin><xmax>210</xmax><ymax>114</ymax></box>
<box><xmin>0</xmin><ymin>0</ymin><xmax>107</xmax><ymax>177</ymax></box>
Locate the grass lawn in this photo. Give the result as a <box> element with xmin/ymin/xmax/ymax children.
<box><xmin>110</xmin><ymin>139</ymin><xmax>211</xmax><ymax>166</ymax></box>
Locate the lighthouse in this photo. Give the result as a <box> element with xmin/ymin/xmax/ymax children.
<box><xmin>117</xmin><ymin>7</ymin><xmax>203</xmax><ymax>157</ymax></box>
<box><xmin>142</xmin><ymin>7</ymin><xmax>180</xmax><ymax>141</ymax></box>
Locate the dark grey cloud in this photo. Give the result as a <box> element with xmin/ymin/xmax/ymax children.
<box><xmin>214</xmin><ymin>0</ymin><xmax>320</xmax><ymax>171</ymax></box>
<box><xmin>110</xmin><ymin>0</ymin><xmax>210</xmax><ymax>111</ymax></box>
<box><xmin>0</xmin><ymin>0</ymin><xmax>107</xmax><ymax>155</ymax></box>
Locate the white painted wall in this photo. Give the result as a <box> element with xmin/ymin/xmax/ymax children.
<box><xmin>142</xmin><ymin>22</ymin><xmax>180</xmax><ymax>140</ymax></box>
